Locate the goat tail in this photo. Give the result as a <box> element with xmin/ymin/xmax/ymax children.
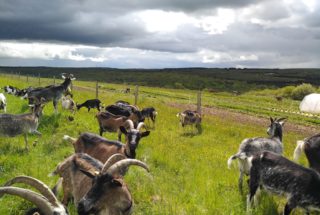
<box><xmin>63</xmin><ymin>135</ymin><xmax>76</xmax><ymax>143</ymax></box>
<box><xmin>293</xmin><ymin>140</ymin><xmax>305</xmax><ymax>162</ymax></box>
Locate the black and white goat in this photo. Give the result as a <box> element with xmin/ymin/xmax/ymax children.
<box><xmin>26</xmin><ymin>73</ymin><xmax>75</xmax><ymax>113</ymax></box>
<box><xmin>248</xmin><ymin>151</ymin><xmax>320</xmax><ymax>215</ymax></box>
<box><xmin>294</xmin><ymin>133</ymin><xmax>320</xmax><ymax>173</ymax></box>
<box><xmin>0</xmin><ymin>93</ymin><xmax>6</xmax><ymax>113</ymax></box>
<box><xmin>77</xmin><ymin>99</ymin><xmax>102</xmax><ymax>112</ymax></box>
<box><xmin>61</xmin><ymin>96</ymin><xmax>76</xmax><ymax>113</ymax></box>
<box><xmin>3</xmin><ymin>85</ymin><xmax>19</xmax><ymax>95</ymax></box>
<box><xmin>227</xmin><ymin>117</ymin><xmax>286</xmax><ymax>192</ymax></box>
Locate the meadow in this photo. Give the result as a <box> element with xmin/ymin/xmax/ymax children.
<box><xmin>0</xmin><ymin>73</ymin><xmax>318</xmax><ymax>214</ymax></box>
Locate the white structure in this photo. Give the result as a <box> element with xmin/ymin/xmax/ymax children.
<box><xmin>299</xmin><ymin>93</ymin><xmax>320</xmax><ymax>113</ymax></box>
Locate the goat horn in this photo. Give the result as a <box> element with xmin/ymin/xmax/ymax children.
<box><xmin>124</xmin><ymin>120</ymin><xmax>134</xmax><ymax>129</ymax></box>
<box><xmin>1</xmin><ymin>176</ymin><xmax>60</xmax><ymax>207</ymax></box>
<box><xmin>137</xmin><ymin>122</ymin><xmax>146</xmax><ymax>130</ymax></box>
<box><xmin>101</xmin><ymin>154</ymin><xmax>126</xmax><ymax>174</ymax></box>
<box><xmin>277</xmin><ymin>117</ymin><xmax>287</xmax><ymax>122</ymax></box>
<box><xmin>0</xmin><ymin>187</ymin><xmax>55</xmax><ymax>214</ymax></box>
<box><xmin>106</xmin><ymin>159</ymin><xmax>149</xmax><ymax>177</ymax></box>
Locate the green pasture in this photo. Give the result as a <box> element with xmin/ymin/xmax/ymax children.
<box><xmin>0</xmin><ymin>74</ymin><xmax>317</xmax><ymax>214</ymax></box>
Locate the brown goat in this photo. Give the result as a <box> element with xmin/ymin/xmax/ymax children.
<box><xmin>53</xmin><ymin>120</ymin><xmax>150</xmax><ymax>205</ymax></box>
<box><xmin>52</xmin><ymin>153</ymin><xmax>149</xmax><ymax>215</ymax></box>
<box><xmin>96</xmin><ymin>111</ymin><xmax>129</xmax><ymax>139</ymax></box>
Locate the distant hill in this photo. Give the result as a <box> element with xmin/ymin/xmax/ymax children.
<box><xmin>0</xmin><ymin>66</ymin><xmax>319</xmax><ymax>92</ymax></box>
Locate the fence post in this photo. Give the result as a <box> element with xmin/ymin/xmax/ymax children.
<box><xmin>27</xmin><ymin>75</ymin><xmax>29</xmax><ymax>83</ymax></box>
<box><xmin>197</xmin><ymin>90</ymin><xmax>202</xmax><ymax>115</ymax></box>
<box><xmin>96</xmin><ymin>81</ymin><xmax>99</xmax><ymax>99</ymax></box>
<box><xmin>38</xmin><ymin>73</ymin><xmax>41</xmax><ymax>86</ymax></box>
<box><xmin>134</xmin><ymin>85</ymin><xmax>139</xmax><ymax>105</ymax></box>
<box><xmin>53</xmin><ymin>76</ymin><xmax>55</xmax><ymax>85</ymax></box>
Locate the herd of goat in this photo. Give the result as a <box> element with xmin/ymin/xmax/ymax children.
<box><xmin>0</xmin><ymin>73</ymin><xmax>202</xmax><ymax>215</ymax></box>
<box><xmin>3</xmin><ymin>73</ymin><xmax>320</xmax><ymax>215</ymax></box>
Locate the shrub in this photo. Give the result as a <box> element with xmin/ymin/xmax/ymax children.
<box><xmin>291</xmin><ymin>83</ymin><xmax>316</xmax><ymax>100</ymax></box>
<box><xmin>277</xmin><ymin>86</ymin><xmax>295</xmax><ymax>98</ymax></box>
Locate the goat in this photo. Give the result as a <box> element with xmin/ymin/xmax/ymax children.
<box><xmin>0</xmin><ymin>98</ymin><xmax>45</xmax><ymax>151</ymax></box>
<box><xmin>61</xmin><ymin>96</ymin><xmax>76</xmax><ymax>113</ymax></box>
<box><xmin>248</xmin><ymin>151</ymin><xmax>320</xmax><ymax>215</ymax></box>
<box><xmin>56</xmin><ymin>120</ymin><xmax>150</xmax><ymax>205</ymax></box>
<box><xmin>227</xmin><ymin>117</ymin><xmax>286</xmax><ymax>192</ymax></box>
<box><xmin>141</xmin><ymin>107</ymin><xmax>157</xmax><ymax>127</ymax></box>
<box><xmin>105</xmin><ymin>104</ymin><xmax>131</xmax><ymax>117</ymax></box>
<box><xmin>0</xmin><ymin>93</ymin><xmax>6</xmax><ymax>112</ymax></box>
<box><xmin>96</xmin><ymin>111</ymin><xmax>129</xmax><ymax>138</ymax></box>
<box><xmin>52</xmin><ymin>153</ymin><xmax>149</xmax><ymax>214</ymax></box>
<box><xmin>77</xmin><ymin>99</ymin><xmax>102</xmax><ymax>112</ymax></box>
<box><xmin>3</xmin><ymin>85</ymin><xmax>19</xmax><ymax>95</ymax></box>
<box><xmin>294</xmin><ymin>133</ymin><xmax>320</xmax><ymax>173</ymax></box>
<box><xmin>0</xmin><ymin>175</ymin><xmax>68</xmax><ymax>215</ymax></box>
<box><xmin>177</xmin><ymin>110</ymin><xmax>201</xmax><ymax>132</ymax></box>
<box><xmin>26</xmin><ymin>73</ymin><xmax>75</xmax><ymax>113</ymax></box>
<box><xmin>114</xmin><ymin>101</ymin><xmax>144</xmax><ymax>124</ymax></box>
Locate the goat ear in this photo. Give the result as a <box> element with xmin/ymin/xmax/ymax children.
<box><xmin>61</xmin><ymin>74</ymin><xmax>66</xmax><ymax>79</ymax></box>
<box><xmin>141</xmin><ymin>131</ymin><xmax>150</xmax><ymax>138</ymax></box>
<box><xmin>79</xmin><ymin>169</ymin><xmax>99</xmax><ymax>179</ymax></box>
<box><xmin>120</xmin><ymin>126</ymin><xmax>127</xmax><ymax>134</ymax></box>
<box><xmin>270</xmin><ymin>117</ymin><xmax>274</xmax><ymax>123</ymax></box>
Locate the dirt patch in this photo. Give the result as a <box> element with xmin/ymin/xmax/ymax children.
<box><xmin>169</xmin><ymin>103</ymin><xmax>319</xmax><ymax>136</ymax></box>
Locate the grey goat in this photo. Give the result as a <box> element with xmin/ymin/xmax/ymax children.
<box><xmin>227</xmin><ymin>117</ymin><xmax>286</xmax><ymax>192</ymax></box>
<box><xmin>0</xmin><ymin>98</ymin><xmax>45</xmax><ymax>151</ymax></box>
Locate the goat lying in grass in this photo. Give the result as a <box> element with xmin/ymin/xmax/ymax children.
<box><xmin>0</xmin><ymin>98</ymin><xmax>45</xmax><ymax>151</ymax></box>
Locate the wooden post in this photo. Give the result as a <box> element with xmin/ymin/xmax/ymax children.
<box><xmin>197</xmin><ymin>90</ymin><xmax>202</xmax><ymax>115</ymax></box>
<box><xmin>134</xmin><ymin>85</ymin><xmax>139</xmax><ymax>105</ymax></box>
<box><xmin>38</xmin><ymin>73</ymin><xmax>41</xmax><ymax>86</ymax></box>
<box><xmin>96</xmin><ymin>81</ymin><xmax>99</xmax><ymax>99</ymax></box>
<box><xmin>53</xmin><ymin>76</ymin><xmax>55</xmax><ymax>85</ymax></box>
<box><xmin>18</xmin><ymin>73</ymin><xmax>21</xmax><ymax>79</ymax></box>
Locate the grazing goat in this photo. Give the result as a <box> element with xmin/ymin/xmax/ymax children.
<box><xmin>3</xmin><ymin>85</ymin><xmax>19</xmax><ymax>95</ymax></box>
<box><xmin>0</xmin><ymin>98</ymin><xmax>45</xmax><ymax>150</ymax></box>
<box><xmin>294</xmin><ymin>133</ymin><xmax>320</xmax><ymax>173</ymax></box>
<box><xmin>141</xmin><ymin>107</ymin><xmax>157</xmax><ymax>127</ymax></box>
<box><xmin>248</xmin><ymin>151</ymin><xmax>320</xmax><ymax>215</ymax></box>
<box><xmin>77</xmin><ymin>99</ymin><xmax>102</xmax><ymax>112</ymax></box>
<box><xmin>227</xmin><ymin>117</ymin><xmax>286</xmax><ymax>192</ymax></box>
<box><xmin>52</xmin><ymin>153</ymin><xmax>149</xmax><ymax>214</ymax></box>
<box><xmin>61</xmin><ymin>96</ymin><xmax>76</xmax><ymax>113</ymax></box>
<box><xmin>105</xmin><ymin>104</ymin><xmax>144</xmax><ymax>125</ymax></box>
<box><xmin>0</xmin><ymin>175</ymin><xmax>68</xmax><ymax>215</ymax></box>
<box><xmin>105</xmin><ymin>104</ymin><xmax>131</xmax><ymax>117</ymax></box>
<box><xmin>0</xmin><ymin>93</ymin><xmax>6</xmax><ymax>112</ymax></box>
<box><xmin>96</xmin><ymin>111</ymin><xmax>129</xmax><ymax>138</ymax></box>
<box><xmin>27</xmin><ymin>73</ymin><xmax>75</xmax><ymax>113</ymax></box>
<box><xmin>177</xmin><ymin>110</ymin><xmax>201</xmax><ymax>132</ymax></box>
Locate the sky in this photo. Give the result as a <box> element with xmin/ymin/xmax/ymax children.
<box><xmin>0</xmin><ymin>0</ymin><xmax>319</xmax><ymax>68</ymax></box>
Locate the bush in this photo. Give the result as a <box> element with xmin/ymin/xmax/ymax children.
<box><xmin>291</xmin><ymin>83</ymin><xmax>316</xmax><ymax>100</ymax></box>
<box><xmin>277</xmin><ymin>86</ymin><xmax>295</xmax><ymax>98</ymax></box>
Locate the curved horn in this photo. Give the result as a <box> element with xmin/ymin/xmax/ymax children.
<box><xmin>1</xmin><ymin>176</ymin><xmax>60</xmax><ymax>207</ymax></box>
<box><xmin>124</xmin><ymin>119</ymin><xmax>134</xmax><ymax>129</ymax></box>
<box><xmin>137</xmin><ymin>122</ymin><xmax>146</xmax><ymax>131</ymax></box>
<box><xmin>0</xmin><ymin>187</ymin><xmax>54</xmax><ymax>214</ymax></box>
<box><xmin>101</xmin><ymin>154</ymin><xmax>126</xmax><ymax>174</ymax></box>
<box><xmin>276</xmin><ymin>117</ymin><xmax>287</xmax><ymax>122</ymax></box>
<box><xmin>106</xmin><ymin>159</ymin><xmax>149</xmax><ymax>177</ymax></box>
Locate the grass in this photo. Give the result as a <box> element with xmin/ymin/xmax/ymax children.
<box><xmin>0</xmin><ymin>74</ymin><xmax>316</xmax><ymax>214</ymax></box>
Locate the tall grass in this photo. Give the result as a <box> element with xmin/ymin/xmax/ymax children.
<box><xmin>0</xmin><ymin>74</ymin><xmax>312</xmax><ymax>214</ymax></box>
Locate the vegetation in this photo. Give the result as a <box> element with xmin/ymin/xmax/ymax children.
<box><xmin>0</xmin><ymin>73</ymin><xmax>317</xmax><ymax>214</ymax></box>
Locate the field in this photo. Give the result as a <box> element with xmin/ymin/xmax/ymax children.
<box><xmin>0</xmin><ymin>73</ymin><xmax>318</xmax><ymax>214</ymax></box>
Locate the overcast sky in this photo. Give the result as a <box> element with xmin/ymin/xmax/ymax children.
<box><xmin>0</xmin><ymin>0</ymin><xmax>319</xmax><ymax>68</ymax></box>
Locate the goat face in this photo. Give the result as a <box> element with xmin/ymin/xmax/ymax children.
<box><xmin>120</xmin><ymin>126</ymin><xmax>150</xmax><ymax>151</ymax></box>
<box><xmin>77</xmin><ymin>174</ymin><xmax>132</xmax><ymax>215</ymax></box>
<box><xmin>267</xmin><ymin>117</ymin><xmax>286</xmax><ymax>137</ymax></box>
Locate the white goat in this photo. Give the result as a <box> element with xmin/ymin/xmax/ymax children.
<box><xmin>0</xmin><ymin>93</ymin><xmax>6</xmax><ymax>112</ymax></box>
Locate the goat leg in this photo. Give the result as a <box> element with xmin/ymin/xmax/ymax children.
<box><xmin>24</xmin><ymin>133</ymin><xmax>29</xmax><ymax>151</ymax></box>
<box><xmin>32</xmin><ymin>130</ymin><xmax>42</xmax><ymax>136</ymax></box>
